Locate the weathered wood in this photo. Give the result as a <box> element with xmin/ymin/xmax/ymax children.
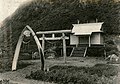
<box><xmin>37</xmin><ymin>30</ymin><xmax>69</xmax><ymax>63</ymax></box>
<box><xmin>89</xmin><ymin>36</ymin><xmax>91</xmax><ymax>47</ymax></box>
<box><xmin>70</xmin><ymin>47</ymin><xmax>75</xmax><ymax>57</ymax></box>
<box><xmin>36</xmin><ymin>30</ymin><xmax>71</xmax><ymax>34</ymax></box>
<box><xmin>39</xmin><ymin>37</ymin><xmax>69</xmax><ymax>40</ymax></box>
<box><xmin>62</xmin><ymin>33</ymin><xmax>67</xmax><ymax>63</ymax></box>
<box><xmin>104</xmin><ymin>49</ymin><xmax>106</xmax><ymax>59</ymax></box>
<box><xmin>52</xmin><ymin>34</ymin><xmax>55</xmax><ymax>38</ymax></box>
<box><xmin>84</xmin><ymin>47</ymin><xmax>87</xmax><ymax>57</ymax></box>
<box><xmin>42</xmin><ymin>34</ymin><xmax>45</xmax><ymax>55</ymax></box>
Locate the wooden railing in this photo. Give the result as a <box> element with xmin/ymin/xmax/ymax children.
<box><xmin>84</xmin><ymin>47</ymin><xmax>88</xmax><ymax>57</ymax></box>
<box><xmin>70</xmin><ymin>47</ymin><xmax>75</xmax><ymax>57</ymax></box>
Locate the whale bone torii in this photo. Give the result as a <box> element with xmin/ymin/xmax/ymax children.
<box><xmin>12</xmin><ymin>25</ymin><xmax>45</xmax><ymax>71</ymax></box>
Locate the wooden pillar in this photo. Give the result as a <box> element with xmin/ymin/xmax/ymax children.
<box><xmin>62</xmin><ymin>33</ymin><xmax>66</xmax><ymax>63</ymax></box>
<box><xmin>89</xmin><ymin>36</ymin><xmax>91</xmax><ymax>47</ymax></box>
<box><xmin>42</xmin><ymin>34</ymin><xmax>45</xmax><ymax>55</ymax></box>
<box><xmin>52</xmin><ymin>34</ymin><xmax>55</xmax><ymax>38</ymax></box>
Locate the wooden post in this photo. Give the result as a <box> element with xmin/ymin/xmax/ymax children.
<box><xmin>84</xmin><ymin>47</ymin><xmax>87</xmax><ymax>57</ymax></box>
<box><xmin>89</xmin><ymin>36</ymin><xmax>91</xmax><ymax>47</ymax></box>
<box><xmin>42</xmin><ymin>34</ymin><xmax>45</xmax><ymax>55</ymax></box>
<box><xmin>62</xmin><ymin>33</ymin><xmax>66</xmax><ymax>63</ymax></box>
<box><xmin>52</xmin><ymin>34</ymin><xmax>55</xmax><ymax>38</ymax></box>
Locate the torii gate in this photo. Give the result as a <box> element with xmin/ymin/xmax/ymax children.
<box><xmin>12</xmin><ymin>25</ymin><xmax>45</xmax><ymax>71</ymax></box>
<box><xmin>36</xmin><ymin>30</ymin><xmax>71</xmax><ymax>63</ymax></box>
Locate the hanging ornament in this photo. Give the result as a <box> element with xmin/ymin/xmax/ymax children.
<box><xmin>23</xmin><ymin>30</ymin><xmax>31</xmax><ymax>44</ymax></box>
<box><xmin>23</xmin><ymin>30</ymin><xmax>31</xmax><ymax>37</ymax></box>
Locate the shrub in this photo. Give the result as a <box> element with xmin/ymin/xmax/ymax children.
<box><xmin>26</xmin><ymin>64</ymin><xmax>118</xmax><ymax>84</ymax></box>
<box><xmin>104</xmin><ymin>35</ymin><xmax>119</xmax><ymax>56</ymax></box>
<box><xmin>89</xmin><ymin>64</ymin><xmax>118</xmax><ymax>77</ymax></box>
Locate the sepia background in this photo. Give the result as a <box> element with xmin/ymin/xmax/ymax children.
<box><xmin>0</xmin><ymin>0</ymin><xmax>32</xmax><ymax>23</ymax></box>
<box><xmin>0</xmin><ymin>0</ymin><xmax>120</xmax><ymax>84</ymax></box>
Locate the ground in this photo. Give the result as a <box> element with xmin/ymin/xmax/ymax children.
<box><xmin>0</xmin><ymin>57</ymin><xmax>119</xmax><ymax>84</ymax></box>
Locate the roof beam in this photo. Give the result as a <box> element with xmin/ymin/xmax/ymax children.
<box><xmin>39</xmin><ymin>37</ymin><xmax>69</xmax><ymax>40</ymax></box>
<box><xmin>36</xmin><ymin>30</ymin><xmax>71</xmax><ymax>34</ymax></box>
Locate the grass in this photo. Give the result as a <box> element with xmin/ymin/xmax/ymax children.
<box><xmin>26</xmin><ymin>64</ymin><xmax>118</xmax><ymax>84</ymax></box>
<box><xmin>17</xmin><ymin>62</ymin><xmax>32</xmax><ymax>69</ymax></box>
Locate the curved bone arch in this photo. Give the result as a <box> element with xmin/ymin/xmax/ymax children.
<box><xmin>12</xmin><ymin>25</ymin><xmax>45</xmax><ymax>71</ymax></box>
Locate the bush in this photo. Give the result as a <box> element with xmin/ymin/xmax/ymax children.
<box><xmin>89</xmin><ymin>64</ymin><xmax>118</xmax><ymax>77</ymax></box>
<box><xmin>105</xmin><ymin>39</ymin><xmax>119</xmax><ymax>56</ymax></box>
<box><xmin>26</xmin><ymin>64</ymin><xmax>118</xmax><ymax>84</ymax></box>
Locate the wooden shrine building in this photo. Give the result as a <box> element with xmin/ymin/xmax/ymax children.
<box><xmin>36</xmin><ymin>22</ymin><xmax>104</xmax><ymax>57</ymax></box>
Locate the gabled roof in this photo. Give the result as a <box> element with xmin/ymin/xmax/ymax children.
<box><xmin>72</xmin><ymin>22</ymin><xmax>103</xmax><ymax>35</ymax></box>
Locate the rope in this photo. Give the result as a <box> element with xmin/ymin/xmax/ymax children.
<box><xmin>44</xmin><ymin>35</ymin><xmax>65</xmax><ymax>45</ymax></box>
<box><xmin>43</xmin><ymin>36</ymin><xmax>64</xmax><ymax>54</ymax></box>
<box><xmin>22</xmin><ymin>40</ymin><xmax>30</xmax><ymax>44</ymax></box>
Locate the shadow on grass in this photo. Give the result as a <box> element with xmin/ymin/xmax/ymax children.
<box><xmin>17</xmin><ymin>62</ymin><xmax>32</xmax><ymax>69</ymax></box>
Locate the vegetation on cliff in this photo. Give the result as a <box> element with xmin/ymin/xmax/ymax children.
<box><xmin>0</xmin><ymin>0</ymin><xmax>120</xmax><ymax>65</ymax></box>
